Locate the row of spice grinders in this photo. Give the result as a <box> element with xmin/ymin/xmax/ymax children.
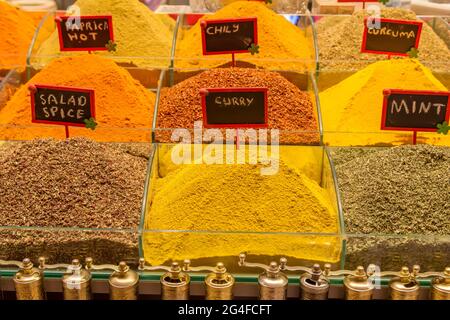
<box><xmin>3</xmin><ymin>257</ymin><xmax>235</xmax><ymax>300</ymax></box>
<box><xmin>238</xmin><ymin>254</ymin><xmax>450</xmax><ymax>300</ymax></box>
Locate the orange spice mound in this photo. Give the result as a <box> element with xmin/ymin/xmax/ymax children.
<box><xmin>0</xmin><ymin>55</ymin><xmax>155</xmax><ymax>142</ymax></box>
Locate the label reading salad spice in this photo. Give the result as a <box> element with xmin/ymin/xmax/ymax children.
<box><xmin>361</xmin><ymin>18</ymin><xmax>422</xmax><ymax>56</ymax></box>
<box><xmin>200</xmin><ymin>88</ymin><xmax>268</xmax><ymax>128</ymax></box>
<box><xmin>381</xmin><ymin>89</ymin><xmax>450</xmax><ymax>131</ymax></box>
<box><xmin>200</xmin><ymin>18</ymin><xmax>258</xmax><ymax>55</ymax></box>
<box><xmin>30</xmin><ymin>84</ymin><xmax>95</xmax><ymax>127</ymax></box>
<box><xmin>56</xmin><ymin>15</ymin><xmax>114</xmax><ymax>51</ymax></box>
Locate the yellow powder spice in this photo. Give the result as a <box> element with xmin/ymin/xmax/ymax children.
<box><xmin>35</xmin><ymin>0</ymin><xmax>174</xmax><ymax>69</ymax></box>
<box><xmin>0</xmin><ymin>55</ymin><xmax>155</xmax><ymax>142</ymax></box>
<box><xmin>143</xmin><ymin>146</ymin><xmax>340</xmax><ymax>265</ymax></box>
<box><xmin>320</xmin><ymin>59</ymin><xmax>450</xmax><ymax>146</ymax></box>
<box><xmin>0</xmin><ymin>1</ymin><xmax>51</xmax><ymax>69</ymax></box>
<box><xmin>175</xmin><ymin>1</ymin><xmax>314</xmax><ymax>71</ymax></box>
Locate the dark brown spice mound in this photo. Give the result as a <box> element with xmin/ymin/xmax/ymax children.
<box><xmin>0</xmin><ymin>138</ymin><xmax>150</xmax><ymax>263</ymax></box>
<box><xmin>156</xmin><ymin>68</ymin><xmax>320</xmax><ymax>145</ymax></box>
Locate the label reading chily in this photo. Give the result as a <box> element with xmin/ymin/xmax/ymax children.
<box><xmin>362</xmin><ymin>18</ymin><xmax>422</xmax><ymax>55</ymax></box>
<box><xmin>201</xmin><ymin>18</ymin><xmax>258</xmax><ymax>55</ymax></box>
<box><xmin>56</xmin><ymin>15</ymin><xmax>114</xmax><ymax>51</ymax></box>
<box><xmin>200</xmin><ymin>88</ymin><xmax>268</xmax><ymax>128</ymax></box>
<box><xmin>30</xmin><ymin>84</ymin><xmax>95</xmax><ymax>127</ymax></box>
<box><xmin>381</xmin><ymin>89</ymin><xmax>450</xmax><ymax>132</ymax></box>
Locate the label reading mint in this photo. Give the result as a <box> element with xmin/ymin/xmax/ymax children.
<box><xmin>201</xmin><ymin>18</ymin><xmax>258</xmax><ymax>55</ymax></box>
<box><xmin>200</xmin><ymin>88</ymin><xmax>268</xmax><ymax>128</ymax></box>
<box><xmin>30</xmin><ymin>84</ymin><xmax>95</xmax><ymax>127</ymax></box>
<box><xmin>56</xmin><ymin>15</ymin><xmax>114</xmax><ymax>51</ymax></box>
<box><xmin>362</xmin><ymin>18</ymin><xmax>422</xmax><ymax>56</ymax></box>
<box><xmin>381</xmin><ymin>89</ymin><xmax>450</xmax><ymax>132</ymax></box>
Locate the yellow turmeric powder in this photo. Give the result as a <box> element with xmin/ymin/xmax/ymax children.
<box><xmin>0</xmin><ymin>55</ymin><xmax>155</xmax><ymax>142</ymax></box>
<box><xmin>0</xmin><ymin>1</ymin><xmax>51</xmax><ymax>69</ymax></box>
<box><xmin>143</xmin><ymin>145</ymin><xmax>341</xmax><ymax>265</ymax></box>
<box><xmin>320</xmin><ymin>59</ymin><xmax>450</xmax><ymax>146</ymax></box>
<box><xmin>175</xmin><ymin>1</ymin><xmax>314</xmax><ymax>71</ymax></box>
<box><xmin>35</xmin><ymin>0</ymin><xmax>174</xmax><ymax>69</ymax></box>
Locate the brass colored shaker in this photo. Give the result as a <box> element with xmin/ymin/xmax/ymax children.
<box><xmin>430</xmin><ymin>267</ymin><xmax>450</xmax><ymax>300</ymax></box>
<box><xmin>13</xmin><ymin>258</ymin><xmax>45</xmax><ymax>300</ymax></box>
<box><xmin>389</xmin><ymin>266</ymin><xmax>420</xmax><ymax>300</ymax></box>
<box><xmin>139</xmin><ymin>258</ymin><xmax>190</xmax><ymax>300</ymax></box>
<box><xmin>344</xmin><ymin>266</ymin><xmax>374</xmax><ymax>300</ymax></box>
<box><xmin>108</xmin><ymin>262</ymin><xmax>139</xmax><ymax>300</ymax></box>
<box><xmin>62</xmin><ymin>259</ymin><xmax>92</xmax><ymax>300</ymax></box>
<box><xmin>238</xmin><ymin>253</ymin><xmax>288</xmax><ymax>300</ymax></box>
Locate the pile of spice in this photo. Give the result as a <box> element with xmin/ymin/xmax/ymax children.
<box><xmin>317</xmin><ymin>8</ymin><xmax>450</xmax><ymax>76</ymax></box>
<box><xmin>0</xmin><ymin>1</ymin><xmax>51</xmax><ymax>69</ymax></box>
<box><xmin>320</xmin><ymin>58</ymin><xmax>449</xmax><ymax>146</ymax></box>
<box><xmin>0</xmin><ymin>55</ymin><xmax>155</xmax><ymax>142</ymax></box>
<box><xmin>143</xmin><ymin>147</ymin><xmax>340</xmax><ymax>265</ymax></box>
<box><xmin>333</xmin><ymin>145</ymin><xmax>450</xmax><ymax>270</ymax></box>
<box><xmin>35</xmin><ymin>0</ymin><xmax>175</xmax><ymax>69</ymax></box>
<box><xmin>0</xmin><ymin>138</ymin><xmax>151</xmax><ymax>263</ymax></box>
<box><xmin>156</xmin><ymin>68</ymin><xmax>320</xmax><ymax>145</ymax></box>
<box><xmin>175</xmin><ymin>1</ymin><xmax>314</xmax><ymax>71</ymax></box>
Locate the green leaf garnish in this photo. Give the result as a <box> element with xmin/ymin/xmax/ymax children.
<box><xmin>248</xmin><ymin>43</ymin><xmax>260</xmax><ymax>56</ymax></box>
<box><xmin>105</xmin><ymin>40</ymin><xmax>117</xmax><ymax>52</ymax></box>
<box><xmin>407</xmin><ymin>47</ymin><xmax>419</xmax><ymax>58</ymax></box>
<box><xmin>378</xmin><ymin>0</ymin><xmax>389</xmax><ymax>4</ymax></box>
<box><xmin>437</xmin><ymin>121</ymin><xmax>450</xmax><ymax>135</ymax></box>
<box><xmin>84</xmin><ymin>117</ymin><xmax>97</xmax><ymax>131</ymax></box>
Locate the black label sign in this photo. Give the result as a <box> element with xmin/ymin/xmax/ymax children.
<box><xmin>361</xmin><ymin>18</ymin><xmax>422</xmax><ymax>55</ymax></box>
<box><xmin>381</xmin><ymin>89</ymin><xmax>450</xmax><ymax>131</ymax></box>
<box><xmin>30</xmin><ymin>84</ymin><xmax>95</xmax><ymax>127</ymax></box>
<box><xmin>200</xmin><ymin>88</ymin><xmax>268</xmax><ymax>128</ymax></box>
<box><xmin>200</xmin><ymin>18</ymin><xmax>258</xmax><ymax>55</ymax></box>
<box><xmin>56</xmin><ymin>15</ymin><xmax>114</xmax><ymax>51</ymax></box>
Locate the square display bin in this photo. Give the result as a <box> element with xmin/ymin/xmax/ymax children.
<box><xmin>313</xmin><ymin>14</ymin><xmax>450</xmax><ymax>92</ymax></box>
<box><xmin>152</xmin><ymin>69</ymin><xmax>323</xmax><ymax>146</ymax></box>
<box><xmin>139</xmin><ymin>143</ymin><xmax>345</xmax><ymax>275</ymax></box>
<box><xmin>0</xmin><ymin>138</ymin><xmax>153</xmax><ymax>265</ymax></box>
<box><xmin>328</xmin><ymin>146</ymin><xmax>450</xmax><ymax>272</ymax></box>
<box><xmin>26</xmin><ymin>11</ymin><xmax>177</xmax><ymax>84</ymax></box>
<box><xmin>0</xmin><ymin>64</ymin><xmax>160</xmax><ymax>142</ymax></box>
<box><xmin>171</xmin><ymin>13</ymin><xmax>318</xmax><ymax>74</ymax></box>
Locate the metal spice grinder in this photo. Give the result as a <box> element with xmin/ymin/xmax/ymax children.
<box><xmin>108</xmin><ymin>262</ymin><xmax>139</xmax><ymax>300</ymax></box>
<box><xmin>13</xmin><ymin>258</ymin><xmax>45</xmax><ymax>300</ymax></box>
<box><xmin>138</xmin><ymin>258</ymin><xmax>190</xmax><ymax>300</ymax></box>
<box><xmin>238</xmin><ymin>253</ymin><xmax>288</xmax><ymax>300</ymax></box>
<box><xmin>431</xmin><ymin>267</ymin><xmax>450</xmax><ymax>300</ymax></box>
<box><xmin>389</xmin><ymin>266</ymin><xmax>420</xmax><ymax>300</ymax></box>
<box><xmin>344</xmin><ymin>266</ymin><xmax>374</xmax><ymax>300</ymax></box>
<box><xmin>299</xmin><ymin>264</ymin><xmax>330</xmax><ymax>300</ymax></box>
<box><xmin>62</xmin><ymin>259</ymin><xmax>92</xmax><ymax>300</ymax></box>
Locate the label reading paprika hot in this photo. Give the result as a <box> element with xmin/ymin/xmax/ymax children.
<box><xmin>381</xmin><ymin>89</ymin><xmax>450</xmax><ymax>131</ymax></box>
<box><xmin>30</xmin><ymin>84</ymin><xmax>96</xmax><ymax>127</ymax></box>
<box><xmin>200</xmin><ymin>18</ymin><xmax>258</xmax><ymax>55</ymax></box>
<box><xmin>56</xmin><ymin>15</ymin><xmax>114</xmax><ymax>51</ymax></box>
<box><xmin>361</xmin><ymin>18</ymin><xmax>422</xmax><ymax>56</ymax></box>
<box><xmin>200</xmin><ymin>87</ymin><xmax>268</xmax><ymax>128</ymax></box>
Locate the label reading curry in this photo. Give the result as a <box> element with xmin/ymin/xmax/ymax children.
<box><xmin>30</xmin><ymin>84</ymin><xmax>95</xmax><ymax>127</ymax></box>
<box><xmin>200</xmin><ymin>18</ymin><xmax>258</xmax><ymax>55</ymax></box>
<box><xmin>56</xmin><ymin>15</ymin><xmax>114</xmax><ymax>51</ymax></box>
<box><xmin>381</xmin><ymin>89</ymin><xmax>450</xmax><ymax>131</ymax></box>
<box><xmin>361</xmin><ymin>18</ymin><xmax>422</xmax><ymax>56</ymax></box>
<box><xmin>200</xmin><ymin>88</ymin><xmax>268</xmax><ymax>128</ymax></box>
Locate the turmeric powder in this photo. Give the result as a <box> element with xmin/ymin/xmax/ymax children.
<box><xmin>35</xmin><ymin>0</ymin><xmax>174</xmax><ymax>69</ymax></box>
<box><xmin>0</xmin><ymin>1</ymin><xmax>51</xmax><ymax>69</ymax></box>
<box><xmin>143</xmin><ymin>145</ymin><xmax>341</xmax><ymax>265</ymax></box>
<box><xmin>175</xmin><ymin>1</ymin><xmax>314</xmax><ymax>71</ymax></box>
<box><xmin>0</xmin><ymin>55</ymin><xmax>155</xmax><ymax>142</ymax></box>
<box><xmin>320</xmin><ymin>59</ymin><xmax>450</xmax><ymax>146</ymax></box>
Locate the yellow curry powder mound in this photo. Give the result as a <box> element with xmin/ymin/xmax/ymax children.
<box><xmin>35</xmin><ymin>0</ymin><xmax>174</xmax><ymax>69</ymax></box>
<box><xmin>143</xmin><ymin>146</ymin><xmax>340</xmax><ymax>265</ymax></box>
<box><xmin>0</xmin><ymin>55</ymin><xmax>155</xmax><ymax>142</ymax></box>
<box><xmin>0</xmin><ymin>1</ymin><xmax>51</xmax><ymax>69</ymax></box>
<box><xmin>175</xmin><ymin>1</ymin><xmax>314</xmax><ymax>71</ymax></box>
<box><xmin>320</xmin><ymin>59</ymin><xmax>449</xmax><ymax>146</ymax></box>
